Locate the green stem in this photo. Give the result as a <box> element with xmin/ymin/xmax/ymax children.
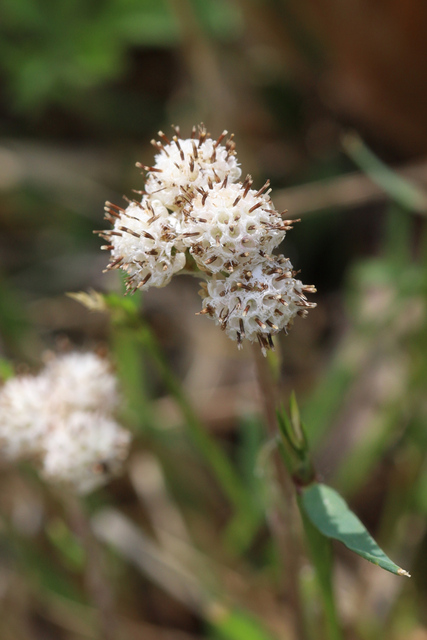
<box><xmin>134</xmin><ymin>321</ymin><xmax>254</xmax><ymax>518</ymax></box>
<box><xmin>64</xmin><ymin>492</ymin><xmax>119</xmax><ymax>640</ymax></box>
<box><xmin>257</xmin><ymin>354</ymin><xmax>342</xmax><ymax>640</ymax></box>
<box><xmin>297</xmin><ymin>501</ymin><xmax>343</xmax><ymax>640</ymax></box>
<box><xmin>252</xmin><ymin>347</ymin><xmax>308</xmax><ymax>640</ymax></box>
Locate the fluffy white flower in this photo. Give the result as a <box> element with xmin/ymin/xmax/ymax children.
<box><xmin>0</xmin><ymin>374</ymin><xmax>50</xmax><ymax>460</ymax></box>
<box><xmin>144</xmin><ymin>127</ymin><xmax>241</xmax><ymax>209</ymax></box>
<box><xmin>180</xmin><ymin>180</ymin><xmax>290</xmax><ymax>273</ymax></box>
<box><xmin>0</xmin><ymin>352</ymin><xmax>131</xmax><ymax>492</ymax></box>
<box><xmin>44</xmin><ymin>352</ymin><xmax>119</xmax><ymax>416</ymax></box>
<box><xmin>199</xmin><ymin>256</ymin><xmax>316</xmax><ymax>353</ymax></box>
<box><xmin>100</xmin><ymin>198</ymin><xmax>186</xmax><ymax>292</ymax></box>
<box><xmin>41</xmin><ymin>411</ymin><xmax>131</xmax><ymax>494</ymax></box>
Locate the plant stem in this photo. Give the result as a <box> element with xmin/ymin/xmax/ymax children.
<box><xmin>253</xmin><ymin>347</ymin><xmax>344</xmax><ymax>640</ymax></box>
<box><xmin>64</xmin><ymin>492</ymin><xmax>119</xmax><ymax>640</ymax></box>
<box><xmin>298</xmin><ymin>504</ymin><xmax>343</xmax><ymax>640</ymax></box>
<box><xmin>252</xmin><ymin>346</ymin><xmax>307</xmax><ymax>640</ymax></box>
<box><xmin>135</xmin><ymin>321</ymin><xmax>254</xmax><ymax>518</ymax></box>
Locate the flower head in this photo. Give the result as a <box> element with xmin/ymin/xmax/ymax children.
<box><xmin>100</xmin><ymin>198</ymin><xmax>186</xmax><ymax>293</ymax></box>
<box><xmin>44</xmin><ymin>351</ymin><xmax>119</xmax><ymax>416</ymax></box>
<box><xmin>0</xmin><ymin>374</ymin><xmax>50</xmax><ymax>460</ymax></box>
<box><xmin>199</xmin><ymin>256</ymin><xmax>316</xmax><ymax>354</ymax></box>
<box><xmin>97</xmin><ymin>124</ymin><xmax>316</xmax><ymax>354</ymax></box>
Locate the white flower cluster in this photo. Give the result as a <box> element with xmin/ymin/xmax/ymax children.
<box><xmin>0</xmin><ymin>353</ymin><xmax>131</xmax><ymax>494</ymax></box>
<box><xmin>99</xmin><ymin>125</ymin><xmax>316</xmax><ymax>353</ymax></box>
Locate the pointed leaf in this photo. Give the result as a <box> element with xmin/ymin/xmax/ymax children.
<box><xmin>301</xmin><ymin>483</ymin><xmax>410</xmax><ymax>577</ymax></box>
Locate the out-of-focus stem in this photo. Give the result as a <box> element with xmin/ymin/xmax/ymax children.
<box><xmin>166</xmin><ymin>0</ymin><xmax>236</xmax><ymax>131</ymax></box>
<box><xmin>135</xmin><ymin>321</ymin><xmax>255</xmax><ymax>519</ymax></box>
<box><xmin>298</xmin><ymin>506</ymin><xmax>343</xmax><ymax>640</ymax></box>
<box><xmin>64</xmin><ymin>492</ymin><xmax>119</xmax><ymax>640</ymax></box>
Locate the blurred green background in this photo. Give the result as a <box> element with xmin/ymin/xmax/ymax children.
<box><xmin>1</xmin><ymin>1</ymin><xmax>427</xmax><ymax>639</ymax></box>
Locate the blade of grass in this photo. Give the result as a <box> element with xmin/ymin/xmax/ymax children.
<box><xmin>342</xmin><ymin>132</ymin><xmax>427</xmax><ymax>214</ymax></box>
<box><xmin>75</xmin><ymin>289</ymin><xmax>261</xmax><ymax>547</ymax></box>
<box><xmin>134</xmin><ymin>320</ymin><xmax>257</xmax><ymax>522</ymax></box>
<box><xmin>93</xmin><ymin>508</ymin><xmax>279</xmax><ymax>640</ymax></box>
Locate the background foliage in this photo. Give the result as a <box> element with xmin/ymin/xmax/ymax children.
<box><xmin>1</xmin><ymin>1</ymin><xmax>427</xmax><ymax>639</ymax></box>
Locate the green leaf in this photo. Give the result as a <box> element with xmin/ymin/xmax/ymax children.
<box><xmin>301</xmin><ymin>483</ymin><xmax>410</xmax><ymax>577</ymax></box>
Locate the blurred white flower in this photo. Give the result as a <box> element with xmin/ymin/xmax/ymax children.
<box><xmin>0</xmin><ymin>374</ymin><xmax>50</xmax><ymax>459</ymax></box>
<box><xmin>199</xmin><ymin>257</ymin><xmax>316</xmax><ymax>354</ymax></box>
<box><xmin>45</xmin><ymin>351</ymin><xmax>119</xmax><ymax>415</ymax></box>
<box><xmin>0</xmin><ymin>352</ymin><xmax>131</xmax><ymax>493</ymax></box>
<box><xmin>145</xmin><ymin>127</ymin><xmax>241</xmax><ymax>209</ymax></box>
<box><xmin>42</xmin><ymin>411</ymin><xmax>131</xmax><ymax>494</ymax></box>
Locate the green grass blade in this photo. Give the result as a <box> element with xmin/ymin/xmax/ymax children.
<box><xmin>342</xmin><ymin>132</ymin><xmax>427</xmax><ymax>214</ymax></box>
<box><xmin>208</xmin><ymin>607</ymin><xmax>278</xmax><ymax>640</ymax></box>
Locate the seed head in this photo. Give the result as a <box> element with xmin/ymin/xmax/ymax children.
<box><xmin>199</xmin><ymin>256</ymin><xmax>316</xmax><ymax>355</ymax></box>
